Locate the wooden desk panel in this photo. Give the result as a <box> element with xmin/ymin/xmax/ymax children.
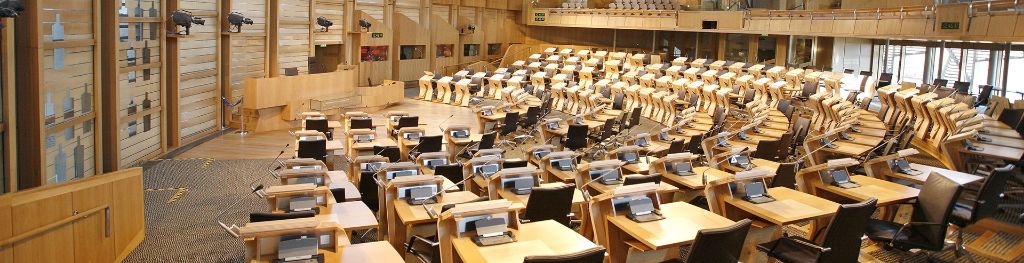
<box><xmin>724</xmin><ymin>187</ymin><xmax>839</xmax><ymax>225</ymax></box>
<box><xmin>319</xmin><ymin>202</ymin><xmax>377</xmax><ymax>231</ymax></box>
<box><xmin>816</xmin><ymin>175</ymin><xmax>919</xmax><ymax>206</ymax></box>
<box><xmin>452</xmin><ymin>220</ymin><xmax>598</xmax><ymax>263</ymax></box>
<box><xmin>607</xmin><ymin>202</ymin><xmax>734</xmax><ymax>250</ymax></box>
<box><xmin>888</xmin><ymin>163</ymin><xmax>983</xmax><ymax>185</ymax></box>
<box><xmin>661</xmin><ymin>166</ymin><xmax>728</xmax><ymax>190</ymax></box>
<box><xmin>338</xmin><ymin>241</ymin><xmax>404</xmax><ymax>263</ymax></box>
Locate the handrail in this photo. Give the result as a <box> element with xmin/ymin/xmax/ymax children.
<box><xmin>0</xmin><ymin>205</ymin><xmax>110</xmax><ymax>247</ymax></box>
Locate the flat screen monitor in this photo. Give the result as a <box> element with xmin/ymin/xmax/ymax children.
<box><xmin>473</xmin><ymin>163</ymin><xmax>501</xmax><ymax>177</ymax></box>
<box><xmin>618</xmin><ymin>152</ymin><xmax>639</xmax><ymax>164</ymax></box>
<box><xmin>403</xmin><ymin>132</ymin><xmax>422</xmax><ymax>140</ymax></box>
<box><xmin>589</xmin><ymin>168</ymin><xmax>620</xmax><ymax>184</ymax></box>
<box><xmin>386</xmin><ymin>169</ymin><xmax>418</xmax><ymax>180</ymax></box>
<box><xmin>353</xmin><ymin>134</ymin><xmax>374</xmax><ymax>143</ymax></box>
<box><xmin>360</xmin><ymin>162</ymin><xmax>384</xmax><ymax>172</ymax></box>
<box><xmin>423</xmin><ymin>159</ymin><xmax>447</xmax><ymax>169</ymax></box>
<box><xmin>451</xmin><ymin>130</ymin><xmax>470</xmax><ymax>138</ymax></box>
<box><xmin>278</xmin><ymin>235</ymin><xmax>318</xmax><ymax>261</ymax></box>
<box><xmin>830</xmin><ymin>169</ymin><xmax>851</xmax><ymax>184</ymax></box>
<box><xmin>744</xmin><ymin>181</ymin><xmax>767</xmax><ymax>198</ymax></box>
<box><xmin>635</xmin><ymin>137</ymin><xmax>649</xmax><ymax>147</ymax></box>
<box><xmin>551</xmin><ymin>158</ymin><xmax>574</xmax><ymax>171</ymax></box>
<box><xmin>666</xmin><ymin>161</ymin><xmax>694</xmax><ymax>175</ymax></box>
<box><xmin>532</xmin><ymin>149</ymin><xmax>551</xmax><ymax>160</ymax></box>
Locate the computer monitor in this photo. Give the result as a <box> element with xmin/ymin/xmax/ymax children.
<box><xmin>473</xmin><ymin>163</ymin><xmax>501</xmax><ymax>177</ymax></box>
<box><xmin>729</xmin><ymin>154</ymin><xmax>751</xmax><ymax>169</ymax></box>
<box><xmin>390</xmin><ymin>115</ymin><xmax>404</xmax><ymax>122</ymax></box>
<box><xmin>617</xmin><ymin>152</ymin><xmax>639</xmax><ymax>164</ymax></box>
<box><xmin>278</xmin><ymin>235</ymin><xmax>319</xmax><ymax>261</ymax></box>
<box><xmin>665</xmin><ymin>161</ymin><xmax>694</xmax><ymax>176</ymax></box>
<box><xmin>502</xmin><ymin>176</ymin><xmax>535</xmax><ymax>195</ymax></box>
<box><xmin>291</xmin><ymin>165</ymin><xmax>322</xmax><ymax>170</ymax></box>
<box><xmin>423</xmin><ymin>159</ymin><xmax>447</xmax><ymax>169</ymax></box>
<box><xmin>893</xmin><ymin>159</ymin><xmax>920</xmax><ymax>175</ymax></box>
<box><xmin>532</xmin><ymin>149</ymin><xmax>551</xmax><ymax>160</ymax></box>
<box><xmin>551</xmin><ymin>158</ymin><xmax>574</xmax><ymax>171</ymax></box>
<box><xmin>398</xmin><ymin>185</ymin><xmax>438</xmax><ymax>204</ymax></box>
<box><xmin>658</xmin><ymin>131</ymin><xmax>671</xmax><ymax>141</ymax></box>
<box><xmin>545</xmin><ymin>122</ymin><xmax>560</xmax><ymax>130</ymax></box>
<box><xmin>386</xmin><ymin>169</ymin><xmax>419</xmax><ymax>180</ymax></box>
<box><xmin>830</xmin><ymin>169</ymin><xmax>851</xmax><ymax>184</ymax></box>
<box><xmin>480</xmin><ymin>109</ymin><xmax>494</xmax><ymax>116</ymax></box>
<box><xmin>403</xmin><ymin>132</ymin><xmax>422</xmax><ymax>141</ymax></box>
<box><xmin>635</xmin><ymin>137</ymin><xmax>650</xmax><ymax>147</ymax></box>
<box><xmin>299</xmin><ymin>136</ymin><xmax>324</xmax><ymax>142</ymax></box>
<box><xmin>589</xmin><ymin>168</ymin><xmax>620</xmax><ymax>184</ymax></box>
<box><xmin>473</xmin><ymin>217</ymin><xmax>508</xmax><ymax>238</ymax></box>
<box><xmin>744</xmin><ymin>181</ymin><xmax>767</xmax><ymax>198</ymax></box>
<box><xmin>360</xmin><ymin>162</ymin><xmax>384</xmax><ymax>172</ymax></box>
<box><xmin>628</xmin><ymin>198</ymin><xmax>656</xmax><ymax>216</ymax></box>
<box><xmin>353</xmin><ymin>134</ymin><xmax>374</xmax><ymax>143</ymax></box>
<box><xmin>288</xmin><ymin>196</ymin><xmax>317</xmax><ymax>212</ymax></box>
<box><xmin>451</xmin><ymin>130</ymin><xmax>470</xmax><ymax>138</ymax></box>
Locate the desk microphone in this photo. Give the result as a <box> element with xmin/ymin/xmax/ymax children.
<box><xmin>858</xmin><ymin>126</ymin><xmax>912</xmax><ymax>162</ymax></box>
<box><xmin>217</xmin><ymin>145</ymin><xmax>289</xmax><ymax>237</ymax></box>
<box><xmin>580</xmin><ymin>166</ymin><xmax>626</xmax><ymax>201</ymax></box>
<box><xmin>701</xmin><ymin>146</ymin><xmax>750</xmax><ymax>186</ymax></box>
<box><xmin>776</xmin><ymin>138</ymin><xmax>841</xmax><ymax>169</ymax></box>
<box><xmin>266</xmin><ymin>144</ymin><xmax>292</xmax><ymax>178</ymax></box>
<box><xmin>438</xmin><ymin>114</ymin><xmax>455</xmax><ymax>133</ymax></box>
<box><xmin>423</xmin><ymin>158</ymin><xmax>501</xmax><ymax>218</ymax></box>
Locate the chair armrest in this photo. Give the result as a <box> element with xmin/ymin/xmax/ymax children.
<box><xmin>889</xmin><ymin>221</ymin><xmax>946</xmax><ymax>246</ymax></box>
<box><xmin>782</xmin><ymin>236</ymin><xmax>832</xmax><ymax>253</ymax></box>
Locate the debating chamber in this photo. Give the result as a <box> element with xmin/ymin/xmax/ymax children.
<box><xmin>3</xmin><ymin>0</ymin><xmax>1024</xmax><ymax>262</ymax></box>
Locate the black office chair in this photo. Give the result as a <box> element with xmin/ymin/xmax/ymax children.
<box><xmin>305</xmin><ymin>118</ymin><xmax>332</xmax><ymax>140</ymax></box>
<box><xmin>591</xmin><ymin>119</ymin><xmax>615</xmax><ymax>142</ymax></box>
<box><xmin>626</xmin><ymin>107</ymin><xmax>642</xmax><ymax>129</ymax></box>
<box><xmin>503</xmin><ymin>159</ymin><xmax>528</xmax><ymax>168</ymax></box>
<box><xmin>330</xmin><ymin>188</ymin><xmax>346</xmax><ymax>203</ymax></box>
<box><xmin>623</xmin><ymin>174</ymin><xmax>661</xmax><ymax>186</ymax></box>
<box><xmin>297</xmin><ymin>139</ymin><xmax>328</xmax><ymax>163</ymax></box>
<box><xmin>520</xmin><ymin>106</ymin><xmax>542</xmax><ymax>130</ymax></box>
<box><xmin>933</xmin><ymin>78</ymin><xmax>949</xmax><ymax>88</ymax></box>
<box><xmin>998</xmin><ymin>108</ymin><xmax>1024</xmax><ymax>131</ymax></box>
<box><xmin>775</xmin><ymin>132</ymin><xmax>794</xmax><ymax>160</ymax></box>
<box><xmin>667</xmin><ymin>139</ymin><xmax>686</xmax><ymax>154</ymax></box>
<box><xmin>668</xmin><ymin>219</ymin><xmax>752</xmax><ymax>263</ymax></box>
<box><xmin>770</xmin><ymin>162</ymin><xmax>799</xmax><ymax>189</ymax></box>
<box><xmin>752</xmin><ymin>139</ymin><xmax>783</xmax><ymax>162</ymax></box>
<box><xmin>248</xmin><ymin>211</ymin><xmax>316</xmax><ymax>223</ymax></box>
<box><xmin>865</xmin><ymin>175</ymin><xmax>963</xmax><ymax>256</ymax></box>
<box><xmin>434</xmin><ymin>164</ymin><xmax>465</xmax><ymax>191</ymax></box>
<box><xmin>521</xmin><ymin>184</ymin><xmax>576</xmax><ymax>227</ymax></box>
<box><xmin>878</xmin><ymin>73</ymin><xmax>893</xmax><ymax>87</ymax></box>
<box><xmin>789</xmin><ymin>117</ymin><xmax>810</xmax><ymax>156</ymax></box>
<box><xmin>612</xmin><ymin>93</ymin><xmax>625</xmax><ymax>110</ymax></box>
<box><xmin>842</xmin><ymin>69</ymin><xmax>854</xmax><ymax>74</ymax></box>
<box><xmin>777</xmin><ymin>99</ymin><xmax>792</xmax><ymax>113</ymax></box>
<box><xmin>359</xmin><ymin>171</ymin><xmax>380</xmax><ymax>213</ymax></box>
<box><xmin>563</xmin><ymin>124</ymin><xmax>589</xmax><ymax>151</ymax></box>
<box><xmin>464</xmin><ymin>131</ymin><xmax>497</xmax><ymax>158</ymax></box>
<box><xmin>523</xmin><ymin>247</ymin><xmax>606</xmax><ymax>263</ymax></box>
<box><xmin>499</xmin><ymin>111</ymin><xmax>521</xmax><ymax>136</ymax></box>
<box><xmin>393</xmin><ymin>116</ymin><xmax>420</xmax><ymax>137</ymax></box>
<box><xmin>350</xmin><ymin>117</ymin><xmax>373</xmax><ymax>131</ymax></box>
<box><xmin>974</xmin><ymin>85</ymin><xmax>993</xmax><ymax>107</ymax></box>
<box><xmin>953</xmin><ymin>81</ymin><xmax>971</xmax><ymax>94</ymax></box>
<box><xmin>954</xmin><ymin>165</ymin><xmax>1014</xmax><ymax>259</ymax></box>
<box><xmin>373</xmin><ymin>145</ymin><xmax>401</xmax><ymax>162</ymax></box>
<box><xmin>759</xmin><ymin>198</ymin><xmax>877</xmax><ymax>263</ymax></box>
<box><xmin>684</xmin><ymin>138</ymin><xmax>702</xmax><ymax>159</ymax></box>
<box><xmin>796</xmin><ymin>81</ymin><xmax>818</xmax><ymax>101</ymax></box>
<box><xmin>409</xmin><ymin>135</ymin><xmax>443</xmax><ymax>160</ymax></box>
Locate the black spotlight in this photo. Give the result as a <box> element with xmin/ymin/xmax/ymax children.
<box><xmin>227</xmin><ymin>12</ymin><xmax>253</xmax><ymax>33</ymax></box>
<box><xmin>0</xmin><ymin>0</ymin><xmax>24</xmax><ymax>18</ymax></box>
<box><xmin>171</xmin><ymin>10</ymin><xmax>205</xmax><ymax>35</ymax></box>
<box><xmin>358</xmin><ymin>19</ymin><xmax>372</xmax><ymax>32</ymax></box>
<box><xmin>317</xmin><ymin>16</ymin><xmax>333</xmax><ymax>32</ymax></box>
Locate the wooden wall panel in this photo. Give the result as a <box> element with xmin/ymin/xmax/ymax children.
<box><xmin>113</xmin><ymin>0</ymin><xmax>164</xmax><ymax>169</ymax></box>
<box><xmin>434</xmin><ymin>5</ymin><xmax>451</xmax><ymax>24</ymax></box>
<box><xmin>357</xmin><ymin>12</ymin><xmax>391</xmax><ymax>85</ymax></box>
<box><xmin>356</xmin><ymin>0</ymin><xmax>385</xmax><ymax>21</ymax></box>
<box><xmin>177</xmin><ymin>0</ymin><xmax>220</xmax><ymax>143</ymax></box>
<box><xmin>228</xmin><ymin>0</ymin><xmax>268</xmax><ymax>104</ymax></box>
<box><xmin>10</xmin><ymin>193</ymin><xmax>75</xmax><ymax>262</ymax></box>
<box><xmin>314</xmin><ymin>0</ymin><xmax>345</xmax><ymax>45</ymax></box>
<box><xmin>278</xmin><ymin>0</ymin><xmax>311</xmax><ymax>74</ymax></box>
<box><xmin>432</xmin><ymin>14</ymin><xmax>459</xmax><ymax>72</ymax></box>
<box><xmin>396</xmin><ymin>14</ymin><xmax>429</xmax><ymax>81</ymax></box>
<box><xmin>396</xmin><ymin>0</ymin><xmax>421</xmax><ymax>23</ymax></box>
<box><xmin>458</xmin><ymin>8</ymin><xmax>483</xmax><ymax>64</ymax></box>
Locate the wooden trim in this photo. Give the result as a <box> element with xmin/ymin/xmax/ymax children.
<box><xmin>0</xmin><ymin>205</ymin><xmax>108</xmax><ymax>247</ymax></box>
<box><xmin>100</xmin><ymin>0</ymin><xmax>118</xmax><ymax>172</ymax></box>
<box><xmin>14</xmin><ymin>0</ymin><xmax>42</xmax><ymax>189</ymax></box>
<box><xmin>1</xmin><ymin>17</ymin><xmax>12</xmax><ymax>193</ymax></box>
<box><xmin>268</xmin><ymin>0</ymin><xmax>280</xmax><ymax>77</ymax></box>
<box><xmin>166</xmin><ymin>0</ymin><xmax>181</xmax><ymax>148</ymax></box>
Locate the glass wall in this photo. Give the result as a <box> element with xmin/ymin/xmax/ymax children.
<box><xmin>757</xmin><ymin>36</ymin><xmax>777</xmax><ymax>64</ymax></box>
<box><xmin>725</xmin><ymin>34</ymin><xmax>749</xmax><ymax>62</ymax></box>
<box><xmin>789</xmin><ymin>36</ymin><xmax>815</xmax><ymax>68</ymax></box>
<box><xmin>1007</xmin><ymin>51</ymin><xmax>1024</xmax><ymax>96</ymax></box>
<box><xmin>876</xmin><ymin>41</ymin><xmax>1014</xmax><ymax>96</ymax></box>
<box><xmin>697</xmin><ymin>32</ymin><xmax>718</xmax><ymax>59</ymax></box>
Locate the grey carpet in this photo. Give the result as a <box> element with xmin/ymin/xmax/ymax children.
<box><xmin>124</xmin><ymin>158</ymin><xmax>278</xmax><ymax>263</ymax></box>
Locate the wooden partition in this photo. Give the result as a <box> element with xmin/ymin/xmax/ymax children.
<box><xmin>395</xmin><ymin>13</ymin><xmax>429</xmax><ymax>81</ymax></box>
<box><xmin>432</xmin><ymin>13</ymin><xmax>460</xmax><ymax>72</ymax></box>
<box><xmin>222</xmin><ymin>0</ymin><xmax>270</xmax><ymax>128</ymax></box>
<box><xmin>457</xmin><ymin>10</ymin><xmax>483</xmax><ymax>64</ymax></box>
<box><xmin>0</xmin><ymin>168</ymin><xmax>145</xmax><ymax>262</ymax></box>
<box><xmin>356</xmin><ymin>11</ymin><xmax>392</xmax><ymax>86</ymax></box>
<box><xmin>169</xmin><ymin>0</ymin><xmax>222</xmax><ymax>145</ymax></box>
<box><xmin>104</xmin><ymin>0</ymin><xmax>167</xmax><ymax>170</ymax></box>
<box><xmin>277</xmin><ymin>0</ymin><xmax>311</xmax><ymax>75</ymax></box>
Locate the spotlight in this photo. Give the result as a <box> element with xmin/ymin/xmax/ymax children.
<box><xmin>227</xmin><ymin>12</ymin><xmax>252</xmax><ymax>33</ymax></box>
<box><xmin>358</xmin><ymin>19</ymin><xmax>372</xmax><ymax>32</ymax></box>
<box><xmin>0</xmin><ymin>0</ymin><xmax>24</xmax><ymax>18</ymax></box>
<box><xmin>171</xmin><ymin>10</ymin><xmax>205</xmax><ymax>35</ymax></box>
<box><xmin>317</xmin><ymin>16</ymin><xmax>333</xmax><ymax>32</ymax></box>
<box><xmin>463</xmin><ymin>24</ymin><xmax>476</xmax><ymax>34</ymax></box>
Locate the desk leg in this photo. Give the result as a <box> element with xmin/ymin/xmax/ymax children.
<box><xmin>576</xmin><ymin>202</ymin><xmax>593</xmax><ymax>240</ymax></box>
<box><xmin>740</xmin><ymin>225</ymin><xmax>780</xmax><ymax>263</ymax></box>
<box><xmin>606</xmin><ymin>222</ymin><xmax>630</xmax><ymax>263</ymax></box>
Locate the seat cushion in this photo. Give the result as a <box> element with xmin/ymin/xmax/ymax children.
<box><xmin>949</xmin><ymin>203</ymin><xmax>974</xmax><ymax>227</ymax></box>
<box><xmin>757</xmin><ymin>237</ymin><xmax>820</xmax><ymax>263</ymax></box>
<box><xmin>865</xmin><ymin>219</ymin><xmax>938</xmax><ymax>250</ymax></box>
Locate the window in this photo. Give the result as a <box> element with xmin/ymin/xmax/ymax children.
<box><xmin>962</xmin><ymin>49</ymin><xmax>991</xmax><ymax>87</ymax></box>
<box><xmin>1006</xmin><ymin>51</ymin><xmax>1024</xmax><ymax>96</ymax></box>
<box><xmin>788</xmin><ymin>36</ymin><xmax>815</xmax><ymax>68</ymax></box>
<box><xmin>936</xmin><ymin>47</ymin><xmax>962</xmax><ymax>86</ymax></box>
<box><xmin>463</xmin><ymin>44</ymin><xmax>480</xmax><ymax>57</ymax></box>
<box><xmin>436</xmin><ymin>44</ymin><xmax>454</xmax><ymax>58</ymax></box>
<box><xmin>756</xmin><ymin>36</ymin><xmax>777</xmax><ymax>64</ymax></box>
<box><xmin>902</xmin><ymin>46</ymin><xmax>927</xmax><ymax>85</ymax></box>
<box><xmin>697</xmin><ymin>33</ymin><xmax>717</xmax><ymax>59</ymax></box>
<box><xmin>360</xmin><ymin>46</ymin><xmax>388</xmax><ymax>62</ymax></box>
<box><xmin>487</xmin><ymin>44</ymin><xmax>502</xmax><ymax>56</ymax></box>
<box><xmin>400</xmin><ymin>45</ymin><xmax>425</xmax><ymax>60</ymax></box>
<box><xmin>875</xmin><ymin>44</ymin><xmax>902</xmax><ymax>80</ymax></box>
<box><xmin>725</xmin><ymin>34</ymin><xmax>749</xmax><ymax>62</ymax></box>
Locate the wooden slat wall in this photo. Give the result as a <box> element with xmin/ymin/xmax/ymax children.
<box><xmin>356</xmin><ymin>0</ymin><xmax>385</xmax><ymax>21</ymax></box>
<box><xmin>177</xmin><ymin>0</ymin><xmax>220</xmax><ymax>143</ymax></box>
<box><xmin>396</xmin><ymin>0</ymin><xmax>421</xmax><ymax>23</ymax></box>
<box><xmin>115</xmin><ymin>0</ymin><xmax>164</xmax><ymax>168</ymax></box>
<box><xmin>458</xmin><ymin>7</ymin><xmax>483</xmax><ymax>63</ymax></box>
<box><xmin>357</xmin><ymin>11</ymin><xmax>392</xmax><ymax>85</ymax></box>
<box><xmin>434</xmin><ymin>4</ymin><xmax>451</xmax><ymax>24</ymax></box>
<box><xmin>278</xmin><ymin>0</ymin><xmax>310</xmax><ymax>75</ymax></box>
<box><xmin>432</xmin><ymin>13</ymin><xmax>459</xmax><ymax>72</ymax></box>
<box><xmin>314</xmin><ymin>0</ymin><xmax>345</xmax><ymax>45</ymax></box>
<box><xmin>396</xmin><ymin>13</ymin><xmax>429</xmax><ymax>81</ymax></box>
<box><xmin>38</xmin><ymin>0</ymin><xmax>100</xmax><ymax>186</ymax></box>
<box><xmin>229</xmin><ymin>0</ymin><xmax>268</xmax><ymax>103</ymax></box>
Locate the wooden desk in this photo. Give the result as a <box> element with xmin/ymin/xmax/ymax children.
<box><xmin>338</xmin><ymin>241</ymin><xmax>404</xmax><ymax>263</ymax></box>
<box><xmin>622</xmin><ymin>158</ymin><xmax>657</xmax><ymax>175</ymax></box>
<box><xmin>605</xmin><ymin>202</ymin><xmax>736</xmax><ymax>263</ymax></box>
<box><xmin>723</xmin><ymin>187</ymin><xmax>839</xmax><ymax>226</ymax></box>
<box><xmin>327</xmin><ymin>171</ymin><xmax>361</xmax><ymax>201</ymax></box>
<box><xmin>389</xmin><ymin>191</ymin><xmax>481</xmax><ymax>250</ymax></box>
<box><xmin>350</xmin><ymin>139</ymin><xmax>398</xmax><ymax>156</ymax></box>
<box><xmin>451</xmin><ymin>220</ymin><xmax>598</xmax><ymax>263</ymax></box>
<box><xmin>546</xmin><ymin>166</ymin><xmax>577</xmax><ymax>183</ymax></box>
<box><xmin>497</xmin><ymin>182</ymin><xmax>586</xmax><ymax>207</ymax></box>
<box><xmin>962</xmin><ymin>142</ymin><xmax>1024</xmax><ymax>162</ymax></box>
<box><xmin>813</xmin><ymin>175</ymin><xmax>920</xmax><ymax>206</ymax></box>
<box><xmin>661</xmin><ymin>166</ymin><xmax>728</xmax><ymax>190</ymax></box>
<box><xmin>589</xmin><ymin>180</ymin><xmax>679</xmax><ymax>196</ymax></box>
<box><xmin>318</xmin><ymin>202</ymin><xmax>377</xmax><ymax>232</ymax></box>
<box><xmin>887</xmin><ymin>163</ymin><xmax>983</xmax><ymax>185</ymax></box>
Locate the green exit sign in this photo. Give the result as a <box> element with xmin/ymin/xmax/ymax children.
<box><xmin>371</xmin><ymin>33</ymin><xmax>384</xmax><ymax>38</ymax></box>
<box><xmin>941</xmin><ymin>22</ymin><xmax>960</xmax><ymax>30</ymax></box>
<box><xmin>534</xmin><ymin>12</ymin><xmax>546</xmax><ymax>22</ymax></box>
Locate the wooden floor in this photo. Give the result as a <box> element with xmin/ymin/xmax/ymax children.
<box><xmin>176</xmin><ymin>98</ymin><xmax>484</xmax><ymax>160</ymax></box>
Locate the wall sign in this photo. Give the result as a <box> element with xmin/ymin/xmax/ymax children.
<box><xmin>534</xmin><ymin>12</ymin><xmax>546</xmax><ymax>22</ymax></box>
<box><xmin>371</xmin><ymin>32</ymin><xmax>384</xmax><ymax>38</ymax></box>
<box><xmin>941</xmin><ymin>22</ymin><xmax>960</xmax><ymax>30</ymax></box>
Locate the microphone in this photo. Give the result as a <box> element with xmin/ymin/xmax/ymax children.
<box><xmin>858</xmin><ymin>125</ymin><xmax>912</xmax><ymax>162</ymax></box>
<box><xmin>266</xmin><ymin>144</ymin><xmax>291</xmax><ymax>176</ymax></box>
<box><xmin>580</xmin><ymin>166</ymin><xmax>625</xmax><ymax>201</ymax></box>
<box><xmin>422</xmin><ymin>158</ymin><xmax>502</xmax><ymax>218</ymax></box>
<box><xmin>775</xmin><ymin>138</ymin><xmax>840</xmax><ymax>170</ymax></box>
<box><xmin>217</xmin><ymin>144</ymin><xmax>290</xmax><ymax>237</ymax></box>
<box><xmin>701</xmin><ymin>146</ymin><xmax>750</xmax><ymax>185</ymax></box>
<box><xmin>438</xmin><ymin>114</ymin><xmax>455</xmax><ymax>133</ymax></box>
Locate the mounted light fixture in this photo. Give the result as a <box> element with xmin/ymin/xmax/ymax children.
<box><xmin>171</xmin><ymin>10</ymin><xmax>205</xmax><ymax>35</ymax></box>
<box><xmin>317</xmin><ymin>16</ymin><xmax>333</xmax><ymax>32</ymax></box>
<box><xmin>227</xmin><ymin>12</ymin><xmax>253</xmax><ymax>33</ymax></box>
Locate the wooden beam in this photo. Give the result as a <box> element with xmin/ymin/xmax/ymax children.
<box><xmin>14</xmin><ymin>0</ymin><xmax>42</xmax><ymax>189</ymax></box>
